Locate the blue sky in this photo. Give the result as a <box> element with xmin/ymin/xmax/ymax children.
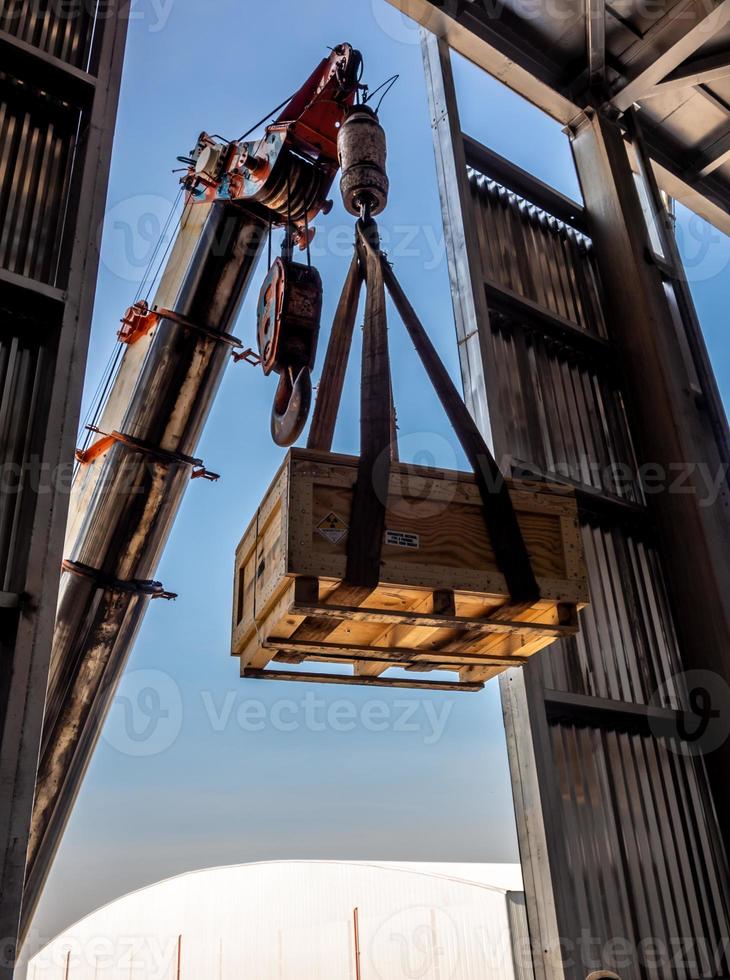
<box><xmin>27</xmin><ymin>0</ymin><xmax>729</xmax><ymax>947</ymax></box>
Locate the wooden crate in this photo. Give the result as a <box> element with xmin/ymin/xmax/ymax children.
<box><xmin>231</xmin><ymin>448</ymin><xmax>588</xmax><ymax>691</ymax></box>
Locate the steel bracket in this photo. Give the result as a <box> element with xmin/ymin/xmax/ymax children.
<box><xmin>61</xmin><ymin>560</ymin><xmax>177</xmax><ymax>600</ymax></box>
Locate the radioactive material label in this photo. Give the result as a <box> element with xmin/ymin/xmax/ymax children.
<box><xmin>316</xmin><ymin>511</ymin><xmax>349</xmax><ymax>544</ymax></box>
<box><xmin>385</xmin><ymin>529</ymin><xmax>420</xmax><ymax>550</ymax></box>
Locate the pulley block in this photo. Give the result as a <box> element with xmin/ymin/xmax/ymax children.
<box><xmin>257</xmin><ymin>256</ymin><xmax>323</xmax><ymax>447</ymax></box>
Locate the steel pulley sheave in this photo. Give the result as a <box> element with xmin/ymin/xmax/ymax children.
<box><xmin>257</xmin><ymin>254</ymin><xmax>323</xmax><ymax>447</ymax></box>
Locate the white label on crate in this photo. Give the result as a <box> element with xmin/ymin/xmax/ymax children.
<box><xmin>386</xmin><ymin>529</ymin><xmax>420</xmax><ymax>550</ymax></box>
<box><xmin>317</xmin><ymin>511</ymin><xmax>348</xmax><ymax>544</ymax></box>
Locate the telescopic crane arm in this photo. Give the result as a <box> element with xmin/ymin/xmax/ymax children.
<box><xmin>21</xmin><ymin>43</ymin><xmax>362</xmax><ymax>935</ymax></box>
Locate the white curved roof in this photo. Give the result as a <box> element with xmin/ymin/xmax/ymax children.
<box><xmin>28</xmin><ymin>861</ymin><xmax>524</xmax><ymax>980</ymax></box>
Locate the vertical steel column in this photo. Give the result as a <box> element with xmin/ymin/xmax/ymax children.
<box><xmin>626</xmin><ymin>108</ymin><xmax>729</xmax><ymax>474</ymax></box>
<box><xmin>0</xmin><ymin>4</ymin><xmax>130</xmax><ymax>971</ymax></box>
<box><xmin>569</xmin><ymin>108</ymin><xmax>730</xmax><ymax>845</ymax></box>
<box><xmin>422</xmin><ymin>28</ymin><xmax>730</xmax><ymax>980</ymax></box>
<box><xmin>420</xmin><ymin>29</ymin><xmax>500</xmax><ymax>450</ymax></box>
<box><xmin>421</xmin><ymin>31</ymin><xmax>555</xmax><ymax>980</ymax></box>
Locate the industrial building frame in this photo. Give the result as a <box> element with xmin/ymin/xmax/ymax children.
<box><xmin>1</xmin><ymin>1</ymin><xmax>729</xmax><ymax>978</ymax></box>
<box><xmin>0</xmin><ymin>3</ymin><xmax>130</xmax><ymax>973</ymax></box>
<box><xmin>397</xmin><ymin>0</ymin><xmax>730</xmax><ymax>973</ymax></box>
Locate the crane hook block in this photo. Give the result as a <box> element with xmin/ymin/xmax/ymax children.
<box><xmin>257</xmin><ymin>257</ymin><xmax>323</xmax><ymax>447</ymax></box>
<box><xmin>338</xmin><ymin>105</ymin><xmax>389</xmax><ymax>217</ymax></box>
<box><xmin>271</xmin><ymin>367</ymin><xmax>313</xmax><ymax>448</ymax></box>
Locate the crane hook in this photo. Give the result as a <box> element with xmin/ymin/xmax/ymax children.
<box><xmin>271</xmin><ymin>365</ymin><xmax>313</xmax><ymax>447</ymax></box>
<box><xmin>256</xmin><ymin>254</ymin><xmax>322</xmax><ymax>448</ymax></box>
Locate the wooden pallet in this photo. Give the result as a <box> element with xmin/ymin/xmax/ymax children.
<box><xmin>232</xmin><ymin>448</ymin><xmax>588</xmax><ymax>691</ymax></box>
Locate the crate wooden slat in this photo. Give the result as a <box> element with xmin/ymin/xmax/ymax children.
<box><xmin>232</xmin><ymin>448</ymin><xmax>588</xmax><ymax>690</ymax></box>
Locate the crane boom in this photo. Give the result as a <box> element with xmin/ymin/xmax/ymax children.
<box><xmin>21</xmin><ymin>44</ymin><xmax>362</xmax><ymax>928</ymax></box>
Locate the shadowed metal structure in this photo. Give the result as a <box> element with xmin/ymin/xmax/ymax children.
<box><xmin>0</xmin><ymin>3</ymin><xmax>130</xmax><ymax>974</ymax></box>
<box><xmin>387</xmin><ymin>1</ymin><xmax>730</xmax><ymax>974</ymax></box>
<box><xmin>389</xmin><ymin>0</ymin><xmax>730</xmax><ymax>235</ymax></box>
<box><xmin>14</xmin><ymin>39</ymin><xmax>363</xmax><ymax>953</ymax></box>
<box><xmin>3</xmin><ymin>3</ymin><xmax>729</xmax><ymax>977</ymax></box>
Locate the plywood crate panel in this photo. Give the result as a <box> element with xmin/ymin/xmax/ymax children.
<box><xmin>232</xmin><ymin>449</ymin><xmax>587</xmax><ymax>688</ymax></box>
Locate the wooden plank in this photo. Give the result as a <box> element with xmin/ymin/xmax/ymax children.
<box><xmin>232</xmin><ymin>462</ymin><xmax>291</xmax><ymax>654</ymax></box>
<box><xmin>355</xmin><ymin>589</ymin><xmax>455</xmax><ymax>678</ymax></box>
<box><xmin>236</xmin><ymin>577</ymin><xmax>317</xmax><ymax>669</ymax></box>
<box><xmin>289</xmin><ymin>598</ymin><xmax>578</xmax><ymax>636</ymax></box>
<box><xmin>243</xmin><ymin>669</ymin><xmax>484</xmax><ymax>692</ymax></box>
<box><xmin>429</xmin><ymin>603</ymin><xmax>571</xmax><ymax>661</ymax></box>
<box><xmin>290</xmin><ymin>457</ymin><xmax>582</xmax><ymax>596</ymax></box>
<box><xmin>273</xmin><ymin>651</ymin><xmax>521</xmax><ymax>670</ymax></box>
<box><xmin>460</xmin><ymin>665</ymin><xmax>504</xmax><ymax>684</ymax></box>
<box><xmin>289</xmin><ymin>579</ymin><xmax>376</xmax><ymax>648</ymax></box>
<box><xmin>266</xmin><ymin>636</ymin><xmax>528</xmax><ymax>666</ymax></box>
<box><xmin>289</xmin><ymin>446</ymin><xmax>576</xmax><ymax>495</ymax></box>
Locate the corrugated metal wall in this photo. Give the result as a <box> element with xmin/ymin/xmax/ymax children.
<box><xmin>0</xmin><ymin>26</ymin><xmax>95</xmax><ymax>600</ymax></box>
<box><xmin>0</xmin><ymin>1</ymin><xmax>97</xmax><ymax>70</ymax></box>
<box><xmin>552</xmin><ymin>723</ymin><xmax>730</xmax><ymax>980</ymax></box>
<box><xmin>0</xmin><ymin>3</ymin><xmax>128</xmax><ymax>963</ymax></box>
<box><xmin>465</xmin><ymin>144</ymin><xmax>730</xmax><ymax>979</ymax></box>
<box><xmin>469</xmin><ymin>172</ymin><xmax>607</xmax><ymax>338</ymax></box>
<box><xmin>0</xmin><ymin>74</ymin><xmax>79</xmax><ymax>287</ymax></box>
<box><xmin>542</xmin><ymin>522</ymin><xmax>683</xmax><ymax>704</ymax></box>
<box><xmin>486</xmin><ymin>316</ymin><xmax>642</xmax><ymax>502</ymax></box>
<box><xmin>0</xmin><ymin>322</ymin><xmax>55</xmax><ymax>595</ymax></box>
<box><xmin>0</xmin><ymin>59</ymin><xmax>80</xmax><ymax>648</ymax></box>
<box><xmin>0</xmin><ymin>41</ymin><xmax>87</xmax><ymax>612</ymax></box>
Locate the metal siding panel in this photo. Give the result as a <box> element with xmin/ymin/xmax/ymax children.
<box><xmin>488</xmin><ymin>322</ymin><xmax>642</xmax><ymax>502</ymax></box>
<box><xmin>0</xmin><ymin>4</ymin><xmax>129</xmax><ymax>966</ymax></box>
<box><xmin>0</xmin><ymin>324</ymin><xmax>54</xmax><ymax>593</ymax></box>
<box><xmin>0</xmin><ymin>2</ymin><xmax>96</xmax><ymax>70</ymax></box>
<box><xmin>467</xmin><ymin>168</ymin><xmax>606</xmax><ymax>337</ymax></box>
<box><xmin>542</xmin><ymin>523</ymin><xmax>685</xmax><ymax>704</ymax></box>
<box><xmin>0</xmin><ymin>75</ymin><xmax>78</xmax><ymax>287</ymax></box>
<box><xmin>550</xmin><ymin>724</ymin><xmax>730</xmax><ymax>979</ymax></box>
<box><xmin>461</xmin><ymin>128</ymin><xmax>730</xmax><ymax>980</ymax></box>
<box><xmin>464</xmin><ymin>148</ymin><xmax>693</xmax><ymax>708</ymax></box>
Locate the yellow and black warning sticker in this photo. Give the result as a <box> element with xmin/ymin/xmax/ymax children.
<box><xmin>316</xmin><ymin>511</ymin><xmax>349</xmax><ymax>544</ymax></box>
